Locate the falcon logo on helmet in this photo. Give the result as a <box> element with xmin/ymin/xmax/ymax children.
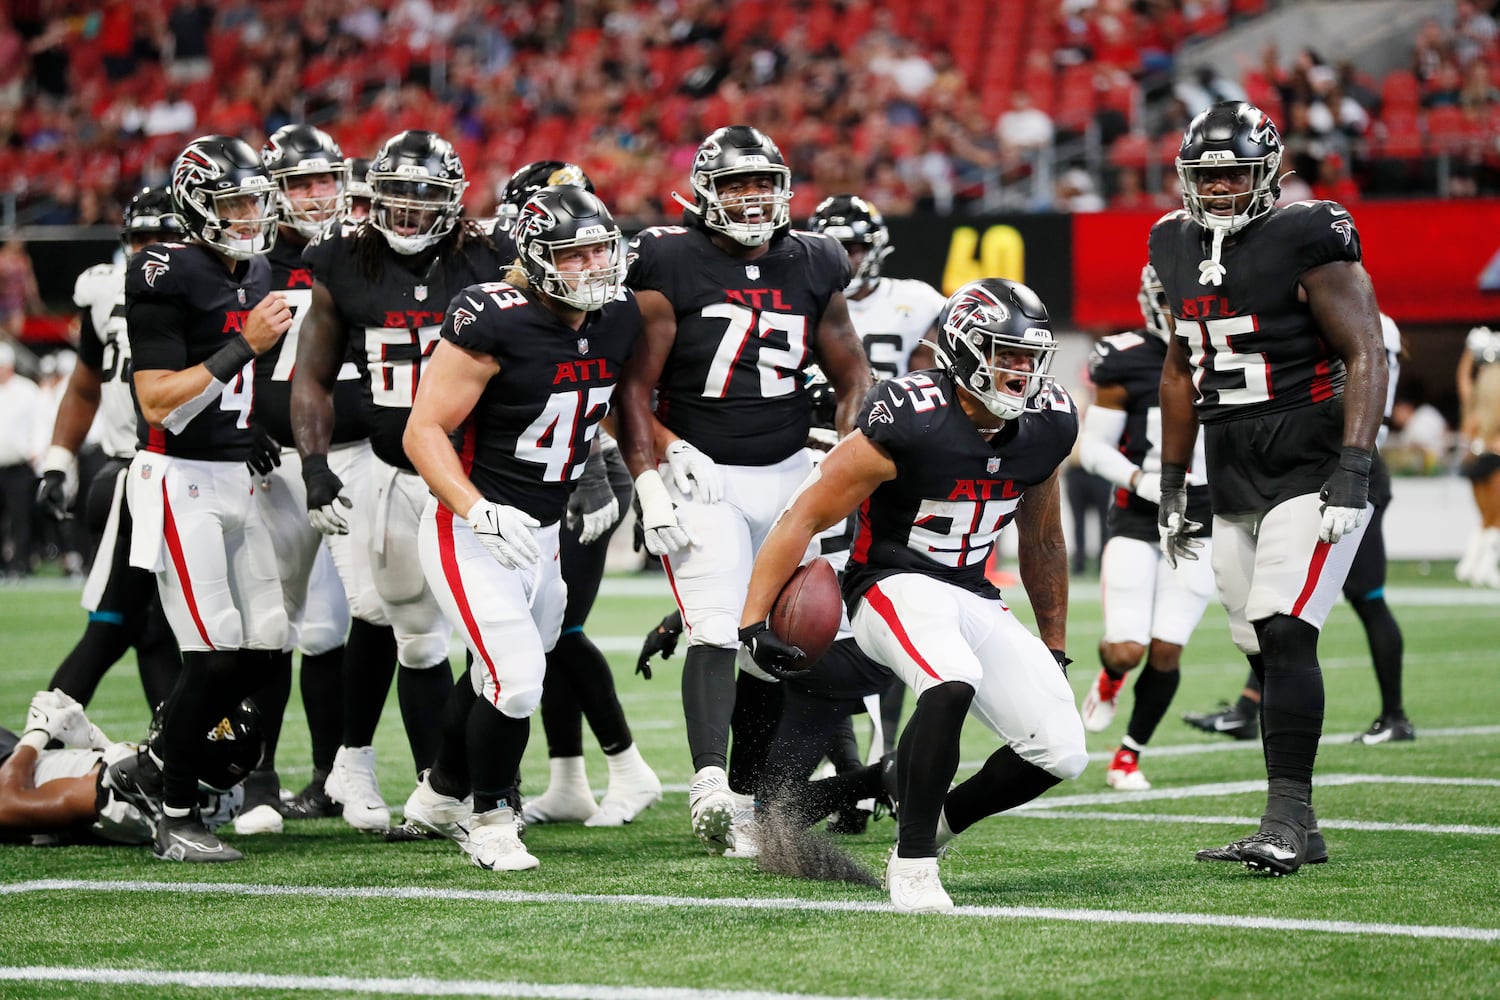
<box><xmin>934</xmin><ymin>278</ymin><xmax>1058</xmax><ymax>421</ymax></box>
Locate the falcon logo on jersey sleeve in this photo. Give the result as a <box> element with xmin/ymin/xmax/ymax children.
<box><xmin>868</xmin><ymin>399</ymin><xmax>894</xmax><ymax>425</ymax></box>
<box><xmin>1331</xmin><ymin>218</ymin><xmax>1354</xmax><ymax>246</ymax></box>
<box><xmin>452</xmin><ymin>306</ymin><xmax>477</xmax><ymax>334</ymax></box>
<box><xmin>142</xmin><ymin>254</ymin><xmax>171</xmax><ymax>288</ymax></box>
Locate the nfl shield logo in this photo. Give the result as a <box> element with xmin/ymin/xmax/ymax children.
<box><xmin>140</xmin><ymin>464</ymin><xmax>152</xmax><ymax>480</ymax></box>
<box><xmin>414</xmin><ymin>284</ymin><xmax>428</xmax><ymax>302</ymax></box>
<box><xmin>578</xmin><ymin>338</ymin><xmax>590</xmax><ymax>355</ymax></box>
<box><xmin>188</xmin><ymin>484</ymin><xmax>199</xmax><ymax>498</ymax></box>
<box><xmin>986</xmin><ymin>457</ymin><xmax>1000</xmax><ymax>473</ymax></box>
<box><xmin>236</xmin><ymin>288</ymin><xmax>246</xmax><ymax>305</ymax></box>
<box><xmin>745</xmin><ymin>265</ymin><xmax>760</xmax><ymax>281</ymax></box>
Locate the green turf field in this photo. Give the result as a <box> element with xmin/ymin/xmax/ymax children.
<box><xmin>1</xmin><ymin>571</ymin><xmax>1497</xmax><ymax>1000</ymax></box>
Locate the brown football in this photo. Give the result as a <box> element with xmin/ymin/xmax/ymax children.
<box><xmin>768</xmin><ymin>557</ymin><xmax>842</xmax><ymax>666</ymax></box>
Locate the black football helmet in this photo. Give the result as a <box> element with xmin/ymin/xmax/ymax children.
<box><xmin>515</xmin><ymin>185</ymin><xmax>626</xmax><ymax>311</ymax></box>
<box><xmin>368</xmin><ymin>130</ymin><xmax>467</xmax><ymax>254</ymax></box>
<box><xmin>1137</xmin><ymin>264</ymin><xmax>1172</xmax><ymax>343</ymax></box>
<box><xmin>934</xmin><ymin>278</ymin><xmax>1057</xmax><ymax>420</ymax></box>
<box><xmin>684</xmin><ymin>125</ymin><xmax>791</xmax><ymax>247</ymax></box>
<box><xmin>120</xmin><ymin>185</ymin><xmax>186</xmax><ymax>253</ymax></box>
<box><xmin>147</xmin><ymin>699</ymin><xmax>264</xmax><ymax>793</ymax></box>
<box><xmin>1176</xmin><ymin>101</ymin><xmax>1283</xmax><ymax>233</ymax></box>
<box><xmin>498</xmin><ymin>160</ymin><xmax>594</xmax><ymax>231</ymax></box>
<box><xmin>804</xmin><ymin>364</ymin><xmax>837</xmax><ymax>431</ymax></box>
<box><xmin>170</xmin><ymin>135</ymin><xmax>278</xmax><ymax>259</ymax></box>
<box><xmin>345</xmin><ymin>156</ymin><xmax>374</xmax><ymax>214</ymax></box>
<box><xmin>809</xmin><ymin>194</ymin><xmax>891</xmax><ymax>295</ymax></box>
<box><xmin>261</xmin><ymin>124</ymin><xmax>346</xmax><ymax>239</ymax></box>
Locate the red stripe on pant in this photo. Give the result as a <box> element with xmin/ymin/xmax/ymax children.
<box><xmin>660</xmin><ymin>555</ymin><xmax>690</xmax><ymax>637</ymax></box>
<box><xmin>1291</xmin><ymin>539</ymin><xmax>1333</xmax><ymax>617</ymax></box>
<box><xmin>864</xmin><ymin>583</ymin><xmax>942</xmax><ymax>680</ymax></box>
<box><xmin>161</xmin><ymin>476</ymin><xmax>214</xmax><ymax>650</ymax></box>
<box><xmin>436</xmin><ymin>504</ymin><xmax>503</xmax><ymax>706</ymax></box>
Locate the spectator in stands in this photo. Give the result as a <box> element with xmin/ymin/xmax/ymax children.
<box><xmin>0</xmin><ymin>15</ymin><xmax>24</xmax><ymax>111</ymax></box>
<box><xmin>1055</xmin><ymin>167</ymin><xmax>1105</xmax><ymax>212</ymax></box>
<box><xmin>996</xmin><ymin>91</ymin><xmax>1054</xmax><ymax>162</ymax></box>
<box><xmin>1386</xmin><ymin>389</ymin><xmax>1451</xmax><ymax>475</ymax></box>
<box><xmin>1453</xmin><ymin>1</ymin><xmax>1499</xmax><ymax>68</ymax></box>
<box><xmin>0</xmin><ymin>240</ymin><xmax>40</xmax><ymax>341</ymax></box>
<box><xmin>1459</xmin><ymin>58</ymin><xmax>1500</xmax><ymax>112</ymax></box>
<box><xmin>0</xmin><ymin>341</ymin><xmax>38</xmax><ymax>578</ymax></box>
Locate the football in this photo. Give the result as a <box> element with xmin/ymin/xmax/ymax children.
<box><xmin>768</xmin><ymin>557</ymin><xmax>842</xmax><ymax>666</ymax></box>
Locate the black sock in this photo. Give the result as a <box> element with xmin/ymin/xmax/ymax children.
<box><xmin>160</xmin><ymin>650</ymin><xmax>258</xmax><ymax>810</ymax></box>
<box><xmin>1125</xmin><ymin>664</ymin><xmax>1181</xmax><ymax>746</ymax></box>
<box><xmin>299</xmin><ymin>647</ymin><xmax>344</xmax><ymax>772</ymax></box>
<box><xmin>398</xmin><ymin>661</ymin><xmax>453</xmax><ymax>774</ymax></box>
<box><xmin>538</xmin><ymin>654</ymin><xmax>584</xmax><ymax>758</ymax></box>
<box><xmin>48</xmin><ymin>620</ymin><xmax>135</xmax><ymax>706</ymax></box>
<box><xmin>551</xmin><ymin>629</ymin><xmax>632</xmax><ymax>755</ymax></box>
<box><xmin>1349</xmin><ymin>596</ymin><xmax>1404</xmax><ymax>716</ymax></box>
<box><xmin>135</xmin><ymin>602</ymin><xmax>183</xmax><ymax>710</ymax></box>
<box><xmin>1254</xmin><ymin>614</ymin><xmax>1323</xmax><ymax>787</ymax></box>
<box><xmin>250</xmin><ymin>650</ymin><xmax>294</xmax><ymax>771</ymax></box>
<box><xmin>826</xmin><ymin>713</ymin><xmax>862</xmax><ymax>773</ymax></box>
<box><xmin>343</xmin><ymin>618</ymin><xmax>397</xmax><ymax>747</ymax></box>
<box><xmin>757</xmin><ymin>688</ymin><xmax>853</xmax><ymax>804</ymax></box>
<box><xmin>429</xmin><ymin>677</ymin><xmax>476</xmax><ymax>799</ymax></box>
<box><xmin>944</xmin><ymin>745</ymin><xmax>1062</xmax><ymax>834</ymax></box>
<box><xmin>896</xmin><ymin>681</ymin><xmax>974</xmax><ymax>858</ymax></box>
<box><xmin>467</xmin><ymin>699</ymin><xmax>530</xmax><ymax>814</ymax></box>
<box><xmin>682</xmin><ymin>645</ymin><xmax>738</xmax><ymax>773</ymax></box>
<box><xmin>878</xmin><ymin>677</ymin><xmax>905</xmax><ymax>756</ymax></box>
<box><xmin>785</xmin><ymin>762</ymin><xmax>885</xmax><ymax>828</ymax></box>
<box><xmin>728</xmin><ymin>671</ymin><xmax>783</xmax><ymax>795</ymax></box>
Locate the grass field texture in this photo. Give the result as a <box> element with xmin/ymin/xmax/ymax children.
<box><xmin>0</xmin><ymin>568</ymin><xmax>1497</xmax><ymax>1000</ymax></box>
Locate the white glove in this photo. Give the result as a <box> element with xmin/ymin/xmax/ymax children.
<box><xmin>569</xmin><ymin>496</ymin><xmax>620</xmax><ymax>545</ymax></box>
<box><xmin>466</xmin><ymin>498</ymin><xmax>541</xmax><ymax>569</ymax></box>
<box><xmin>634</xmin><ymin>469</ymin><xmax>697</xmax><ymax>556</ymax></box>
<box><xmin>308</xmin><ymin>496</ymin><xmax>353</xmax><ymax>536</ymax></box>
<box><xmin>1318</xmin><ymin>505</ymin><xmax>1366</xmax><ymax>544</ymax></box>
<box><xmin>1133</xmin><ymin>471</ymin><xmax>1162</xmax><ymax>506</ymax></box>
<box><xmin>665</xmin><ymin>439</ymin><xmax>723</xmax><ymax>503</ymax></box>
<box><xmin>24</xmin><ymin>690</ymin><xmax>104</xmax><ymax>749</ymax></box>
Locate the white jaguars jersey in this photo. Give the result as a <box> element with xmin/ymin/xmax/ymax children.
<box><xmin>846</xmin><ymin>277</ymin><xmax>947</xmax><ymax>381</ymax></box>
<box><xmin>31</xmin><ymin>743</ymin><xmax>153</xmax><ymax>844</ymax></box>
<box><xmin>73</xmin><ymin>262</ymin><xmax>137</xmax><ymax>459</ymax></box>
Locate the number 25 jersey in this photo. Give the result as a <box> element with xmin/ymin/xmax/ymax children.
<box><xmin>626</xmin><ymin>224</ymin><xmax>849</xmax><ymax>466</ymax></box>
<box><xmin>842</xmin><ymin>371</ymin><xmax>1078</xmax><ymax>605</ymax></box>
<box><xmin>1148</xmin><ymin>200</ymin><xmax>1360</xmax><ymax>424</ymax></box>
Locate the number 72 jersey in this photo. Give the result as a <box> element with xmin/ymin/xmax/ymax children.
<box><xmin>1148</xmin><ymin>201</ymin><xmax>1361</xmax><ymax>424</ymax></box>
<box><xmin>841</xmin><ymin>371</ymin><xmax>1078</xmax><ymax>605</ymax></box>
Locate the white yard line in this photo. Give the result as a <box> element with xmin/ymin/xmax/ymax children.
<box><xmin>1013</xmin><ymin>810</ymin><xmax>1500</xmax><ymax>836</ymax></box>
<box><xmin>2</xmin><ymin>879</ymin><xmax>1497</xmax><ymax>943</ymax></box>
<box><xmin>1023</xmin><ymin>771</ymin><xmax>1500</xmax><ymax>809</ymax></box>
<box><xmin>0</xmin><ymin>967</ymin><xmax>913</xmax><ymax>1000</ymax></box>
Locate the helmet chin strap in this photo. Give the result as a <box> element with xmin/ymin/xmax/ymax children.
<box><xmin>1198</xmin><ymin>226</ymin><xmax>1228</xmax><ymax>286</ymax></box>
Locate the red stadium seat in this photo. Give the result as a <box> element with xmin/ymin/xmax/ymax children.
<box><xmin>1381</xmin><ymin>70</ymin><xmax>1421</xmax><ymax>113</ymax></box>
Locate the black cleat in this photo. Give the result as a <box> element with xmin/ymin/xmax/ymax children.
<box><xmin>102</xmin><ymin>749</ymin><xmax>165</xmax><ymax>823</ymax></box>
<box><xmin>282</xmin><ymin>769</ymin><xmax>339</xmax><ymax>820</ymax></box>
<box><xmin>1354</xmin><ymin>713</ymin><xmax>1416</xmax><ymax>745</ymax></box>
<box><xmin>1183</xmin><ymin>702</ymin><xmax>1259</xmax><ymax>740</ymax></box>
<box><xmin>826</xmin><ymin>806</ymin><xmax>872</xmax><ymax>836</ymax></box>
<box><xmin>1197</xmin><ymin>826</ymin><xmax>1328</xmax><ymax>865</ymax></box>
<box><xmin>155</xmin><ymin>811</ymin><xmax>243</xmax><ymax>863</ymax></box>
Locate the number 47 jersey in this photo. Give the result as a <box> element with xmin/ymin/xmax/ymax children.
<box><xmin>841</xmin><ymin>370</ymin><xmax>1078</xmax><ymax>605</ymax></box>
<box><xmin>441</xmin><ymin>282</ymin><xmax>643</xmax><ymax>525</ymax></box>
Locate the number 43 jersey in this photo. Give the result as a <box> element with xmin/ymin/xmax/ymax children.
<box><xmin>842</xmin><ymin>371</ymin><xmax>1078</xmax><ymax>605</ymax></box>
<box><xmin>1148</xmin><ymin>200</ymin><xmax>1361</xmax><ymax>424</ymax></box>
<box><xmin>441</xmin><ymin>283</ymin><xmax>642</xmax><ymax>525</ymax></box>
<box><xmin>626</xmin><ymin>224</ymin><xmax>849</xmax><ymax>466</ymax></box>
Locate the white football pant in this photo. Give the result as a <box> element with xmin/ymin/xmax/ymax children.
<box><xmin>1100</xmin><ymin>535</ymin><xmax>1216</xmax><ymax>647</ymax></box>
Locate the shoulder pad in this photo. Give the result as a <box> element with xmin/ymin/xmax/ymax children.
<box><xmin>629</xmin><ymin>225</ymin><xmax>692</xmax><ymax>247</ymax></box>
<box><xmin>73</xmin><ymin>262</ymin><xmax>121</xmax><ymax>309</ymax></box>
<box><xmin>125</xmin><ymin>244</ymin><xmax>189</xmax><ymax>297</ymax></box>
<box><xmin>1101</xmin><ymin>331</ymin><xmax>1146</xmax><ymax>352</ymax></box>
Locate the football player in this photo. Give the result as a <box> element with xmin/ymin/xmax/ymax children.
<box><xmin>291</xmin><ymin>130</ymin><xmax>513</xmax><ymax>833</ymax></box>
<box><xmin>1151</xmin><ymin>101</ymin><xmax>1388</xmax><ymax>875</ymax></box>
<box><xmin>400</xmin><ymin>185</ymin><xmax>642</xmax><ymax>871</ymax></box>
<box><xmin>0</xmin><ymin>689</ymin><xmax>255</xmax><ymax>849</ymax></box>
<box><xmin>344</xmin><ymin>157</ymin><xmax>374</xmax><ymax>221</ymax></box>
<box><xmin>124</xmin><ymin>134</ymin><xmax>292</xmax><ymax>862</ymax></box>
<box><xmin>36</xmin><ymin>188</ymin><xmax>185</xmax><ymax>712</ymax></box>
<box><xmin>616</xmin><ymin>125</ymin><xmax>872</xmax><ymax>854</ymax></box>
<box><xmin>226</xmin><ymin>124</ymin><xmax>357</xmax><ymax>835</ymax></box>
<box><xmin>738</xmin><ymin>278</ymin><xmax>1089</xmax><ymax>913</ymax></box>
<box><xmin>485</xmin><ymin>161</ymin><xmax>661</xmax><ymax>829</ymax></box>
<box><xmin>1456</xmin><ymin>325</ymin><xmax>1500</xmax><ymax>586</ymax></box>
<box><xmin>1076</xmin><ymin>265</ymin><xmax>1215</xmax><ymax>790</ymax></box>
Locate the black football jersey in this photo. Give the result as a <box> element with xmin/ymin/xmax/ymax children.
<box><xmin>303</xmin><ymin>221</ymin><xmax>513</xmax><ymax>470</ymax></box>
<box><xmin>1148</xmin><ymin>201</ymin><xmax>1360</xmax><ymax>424</ymax></box>
<box><xmin>125</xmin><ymin>242</ymin><xmax>271</xmax><ymax>461</ymax></box>
<box><xmin>626</xmin><ymin>224</ymin><xmax>850</xmax><ymax>466</ymax></box>
<box><xmin>253</xmin><ymin>238</ymin><xmax>367</xmax><ymax>449</ymax></box>
<box><xmin>1088</xmin><ymin>330</ymin><xmax>1212</xmax><ymax>543</ymax></box>
<box><xmin>441</xmin><ymin>282</ymin><xmax>642</xmax><ymax>524</ymax></box>
<box><xmin>841</xmin><ymin>370</ymin><xmax>1078</xmax><ymax>605</ymax></box>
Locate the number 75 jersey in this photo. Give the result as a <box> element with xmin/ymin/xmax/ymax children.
<box><xmin>841</xmin><ymin>371</ymin><xmax>1078</xmax><ymax>604</ymax></box>
<box><xmin>441</xmin><ymin>282</ymin><xmax>642</xmax><ymax>525</ymax></box>
<box><xmin>626</xmin><ymin>225</ymin><xmax>849</xmax><ymax>466</ymax></box>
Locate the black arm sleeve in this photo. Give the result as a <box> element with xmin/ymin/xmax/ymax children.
<box><xmin>126</xmin><ymin>299</ymin><xmax>189</xmax><ymax>373</ymax></box>
<box><xmin>76</xmin><ymin>311</ymin><xmax>104</xmax><ymax>372</ymax></box>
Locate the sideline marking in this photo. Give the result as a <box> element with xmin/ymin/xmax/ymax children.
<box><xmin>2</xmin><ymin>880</ymin><xmax>1497</xmax><ymax>942</ymax></box>
<box><xmin>0</xmin><ymin>967</ymin><xmax>912</xmax><ymax>1000</ymax></box>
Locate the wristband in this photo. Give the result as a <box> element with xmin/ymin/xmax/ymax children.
<box><xmin>19</xmin><ymin>730</ymin><xmax>48</xmax><ymax>751</ymax></box>
<box><xmin>1337</xmin><ymin>446</ymin><xmax>1373</xmax><ymax>476</ymax></box>
<box><xmin>41</xmin><ymin>444</ymin><xmax>75</xmax><ymax>475</ymax></box>
<box><xmin>1160</xmin><ymin>463</ymin><xmax>1187</xmax><ymax>492</ymax></box>
<box><xmin>203</xmin><ymin>335</ymin><xmax>257</xmax><ymax>382</ymax></box>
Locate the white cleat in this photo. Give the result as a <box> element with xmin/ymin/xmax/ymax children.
<box><xmin>723</xmin><ymin>801</ymin><xmax>760</xmax><ymax>859</ymax></box>
<box><xmin>521</xmin><ymin>756</ymin><xmax>598</xmax><ymax>825</ymax></box>
<box><xmin>324</xmin><ymin>745</ymin><xmax>391</xmax><ymax>833</ymax></box>
<box><xmin>462</xmin><ymin>807</ymin><xmax>539</xmax><ymax>871</ymax></box>
<box><xmin>585</xmin><ymin>745</ymin><xmax>663</xmax><ymax>827</ymax></box>
<box><xmin>403</xmin><ymin>770</ymin><xmax>472</xmax><ymax>841</ymax></box>
<box><xmin>1104</xmin><ymin>747</ymin><xmax>1152</xmax><ymax>790</ymax></box>
<box><xmin>885</xmin><ymin>855</ymin><xmax>954</xmax><ymax>914</ymax></box>
<box><xmin>232</xmin><ymin>803</ymin><xmax>284</xmax><ymax>836</ymax></box>
<box><xmin>688</xmin><ymin>765</ymin><xmax>736</xmax><ymax>854</ymax></box>
<box><xmin>1080</xmin><ymin>669</ymin><xmax>1125</xmax><ymax>733</ymax></box>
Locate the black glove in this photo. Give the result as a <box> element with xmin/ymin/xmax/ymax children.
<box><xmin>636</xmin><ymin>610</ymin><xmax>683</xmax><ymax>679</ymax></box>
<box><xmin>1156</xmin><ymin>462</ymin><xmax>1203</xmax><ymax>569</ymax></box>
<box><xmin>1049</xmin><ymin>648</ymin><xmax>1073</xmax><ymax>677</ymax></box>
<box><xmin>302</xmin><ymin>452</ymin><xmax>353</xmax><ymax>535</ymax></box>
<box><xmin>738</xmin><ymin>620</ymin><xmax>807</xmax><ymax>679</ymax></box>
<box><xmin>246</xmin><ymin>428</ymin><xmax>282</xmax><ymax>477</ymax></box>
<box><xmin>36</xmin><ymin>470</ymin><xmax>70</xmax><ymax>521</ymax></box>
<box><xmin>566</xmin><ymin>449</ymin><xmax>620</xmax><ymax>544</ymax></box>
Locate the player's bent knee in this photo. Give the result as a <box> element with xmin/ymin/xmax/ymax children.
<box><xmin>1100</xmin><ymin>641</ymin><xmax>1145</xmax><ymax>672</ymax></box>
<box><xmin>686</xmin><ymin>615</ymin><xmax>740</xmax><ymax>649</ymax></box>
<box><xmin>396</xmin><ymin>632</ymin><xmax>450</xmax><ymax>670</ymax></box>
<box><xmin>298</xmin><ymin>621</ymin><xmax>347</xmax><ymax>657</ymax></box>
<box><xmin>495</xmin><ymin>681</ymin><xmax>543</xmax><ymax>720</ymax></box>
